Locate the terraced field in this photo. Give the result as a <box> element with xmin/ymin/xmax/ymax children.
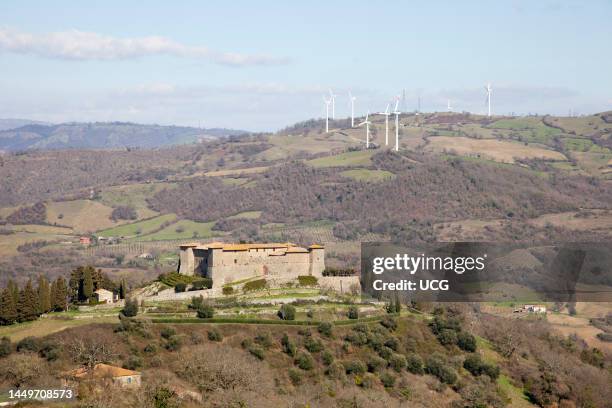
<box><xmin>137</xmin><ymin>219</ymin><xmax>217</xmax><ymax>241</ymax></box>
<box><xmin>306</xmin><ymin>150</ymin><xmax>376</xmax><ymax>167</ymax></box>
<box><xmin>97</xmin><ymin>213</ymin><xmax>177</xmax><ymax>238</ymax></box>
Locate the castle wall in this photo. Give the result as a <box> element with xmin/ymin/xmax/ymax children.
<box><xmin>178</xmin><ymin>247</ymin><xmax>195</xmax><ymax>276</ymax></box>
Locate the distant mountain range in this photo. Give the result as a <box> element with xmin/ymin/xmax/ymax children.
<box><xmin>0</xmin><ymin>118</ymin><xmax>52</xmax><ymax>131</ymax></box>
<box><xmin>0</xmin><ymin>121</ymin><xmax>248</xmax><ymax>151</ymax></box>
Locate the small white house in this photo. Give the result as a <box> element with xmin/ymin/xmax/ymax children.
<box><xmin>94</xmin><ymin>288</ymin><xmax>114</xmax><ymax>304</ymax></box>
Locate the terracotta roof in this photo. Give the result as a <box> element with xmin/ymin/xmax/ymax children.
<box><xmin>66</xmin><ymin>364</ymin><xmax>140</xmax><ymax>379</ymax></box>
<box><xmin>94</xmin><ymin>288</ymin><xmax>112</xmax><ymax>294</ymax></box>
<box><xmin>180</xmin><ymin>242</ymin><xmax>324</xmax><ymax>252</ymax></box>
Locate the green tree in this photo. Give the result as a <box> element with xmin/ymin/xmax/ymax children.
<box><xmin>119</xmin><ymin>279</ymin><xmax>127</xmax><ymax>299</ymax></box>
<box><xmin>37</xmin><ymin>275</ymin><xmax>51</xmax><ymax>314</ymax></box>
<box><xmin>7</xmin><ymin>280</ymin><xmax>19</xmax><ymax>305</ymax></box>
<box><xmin>52</xmin><ymin>277</ymin><xmax>68</xmax><ymax>311</ymax></box>
<box><xmin>82</xmin><ymin>267</ymin><xmax>94</xmax><ymax>302</ymax></box>
<box><xmin>0</xmin><ymin>287</ymin><xmax>18</xmax><ymax>325</ymax></box>
<box><xmin>18</xmin><ymin>280</ymin><xmax>39</xmax><ymax>322</ymax></box>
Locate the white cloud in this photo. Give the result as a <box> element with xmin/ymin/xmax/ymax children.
<box><xmin>0</xmin><ymin>28</ymin><xmax>289</xmax><ymax>66</ymax></box>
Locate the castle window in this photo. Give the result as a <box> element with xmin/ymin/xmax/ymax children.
<box><xmin>234</xmin><ymin>259</ymin><xmax>237</xmax><ymax>264</ymax></box>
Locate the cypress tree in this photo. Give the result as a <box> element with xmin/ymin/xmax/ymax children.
<box><xmin>18</xmin><ymin>280</ymin><xmax>39</xmax><ymax>322</ymax></box>
<box><xmin>68</xmin><ymin>267</ymin><xmax>82</xmax><ymax>303</ymax></box>
<box><xmin>119</xmin><ymin>279</ymin><xmax>126</xmax><ymax>299</ymax></box>
<box><xmin>0</xmin><ymin>287</ymin><xmax>18</xmax><ymax>325</ymax></box>
<box><xmin>52</xmin><ymin>277</ymin><xmax>68</xmax><ymax>311</ymax></box>
<box><xmin>37</xmin><ymin>275</ymin><xmax>51</xmax><ymax>313</ymax></box>
<box><xmin>7</xmin><ymin>280</ymin><xmax>19</xmax><ymax>305</ymax></box>
<box><xmin>82</xmin><ymin>268</ymin><xmax>94</xmax><ymax>302</ymax></box>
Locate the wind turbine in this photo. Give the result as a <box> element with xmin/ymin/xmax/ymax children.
<box><xmin>447</xmin><ymin>99</ymin><xmax>453</xmax><ymax>112</ymax></box>
<box><xmin>349</xmin><ymin>91</ymin><xmax>356</xmax><ymax>127</ymax></box>
<box><xmin>358</xmin><ymin>111</ymin><xmax>371</xmax><ymax>148</ymax></box>
<box><xmin>323</xmin><ymin>96</ymin><xmax>331</xmax><ymax>133</ymax></box>
<box><xmin>329</xmin><ymin>89</ymin><xmax>337</xmax><ymax>119</ymax></box>
<box><xmin>378</xmin><ymin>103</ymin><xmax>391</xmax><ymax>146</ymax></box>
<box><xmin>485</xmin><ymin>83</ymin><xmax>492</xmax><ymax>117</ymax></box>
<box><xmin>393</xmin><ymin>97</ymin><xmax>401</xmax><ymax>152</ymax></box>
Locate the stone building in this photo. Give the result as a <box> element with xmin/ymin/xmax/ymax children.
<box><xmin>62</xmin><ymin>363</ymin><xmax>141</xmax><ymax>388</ymax></box>
<box><xmin>94</xmin><ymin>288</ymin><xmax>114</xmax><ymax>304</ymax></box>
<box><xmin>178</xmin><ymin>242</ymin><xmax>325</xmax><ymax>287</ymax></box>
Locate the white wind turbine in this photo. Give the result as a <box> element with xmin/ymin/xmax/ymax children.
<box><xmin>447</xmin><ymin>99</ymin><xmax>453</xmax><ymax>112</ymax></box>
<box><xmin>323</xmin><ymin>96</ymin><xmax>331</xmax><ymax>133</ymax></box>
<box><xmin>349</xmin><ymin>91</ymin><xmax>357</xmax><ymax>127</ymax></box>
<box><xmin>358</xmin><ymin>111</ymin><xmax>371</xmax><ymax>148</ymax></box>
<box><xmin>393</xmin><ymin>97</ymin><xmax>401</xmax><ymax>151</ymax></box>
<box><xmin>485</xmin><ymin>83</ymin><xmax>492</xmax><ymax>117</ymax></box>
<box><xmin>329</xmin><ymin>89</ymin><xmax>337</xmax><ymax>119</ymax></box>
<box><xmin>378</xmin><ymin>103</ymin><xmax>391</xmax><ymax>146</ymax></box>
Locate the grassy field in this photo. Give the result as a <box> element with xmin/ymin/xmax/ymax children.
<box><xmin>138</xmin><ymin>219</ymin><xmax>217</xmax><ymax>241</ymax></box>
<box><xmin>205</xmin><ymin>165</ymin><xmax>270</xmax><ymax>177</ymax></box>
<box><xmin>0</xmin><ymin>230</ymin><xmax>73</xmax><ymax>256</ymax></box>
<box><xmin>425</xmin><ymin>136</ymin><xmax>566</xmax><ymax>163</ymax></box>
<box><xmin>97</xmin><ymin>182</ymin><xmax>171</xmax><ymax>215</ymax></box>
<box><xmin>0</xmin><ymin>315</ymin><xmax>119</xmax><ymax>341</ymax></box>
<box><xmin>227</xmin><ymin>210</ymin><xmax>262</xmax><ymax>219</ymax></box>
<box><xmin>97</xmin><ymin>213</ymin><xmax>177</xmax><ymax>237</ymax></box>
<box><xmin>46</xmin><ymin>199</ymin><xmax>119</xmax><ymax>233</ymax></box>
<box><xmin>306</xmin><ymin>150</ymin><xmax>375</xmax><ymax>168</ymax></box>
<box><xmin>340</xmin><ymin>168</ymin><xmax>395</xmax><ymax>182</ymax></box>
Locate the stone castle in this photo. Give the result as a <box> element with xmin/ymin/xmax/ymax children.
<box><xmin>178</xmin><ymin>242</ymin><xmax>325</xmax><ymax>288</ymax></box>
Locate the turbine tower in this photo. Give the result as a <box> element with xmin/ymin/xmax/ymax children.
<box><xmin>329</xmin><ymin>89</ymin><xmax>337</xmax><ymax>119</ymax></box>
<box><xmin>323</xmin><ymin>96</ymin><xmax>331</xmax><ymax>133</ymax></box>
<box><xmin>358</xmin><ymin>111</ymin><xmax>371</xmax><ymax>149</ymax></box>
<box><xmin>447</xmin><ymin>99</ymin><xmax>453</xmax><ymax>112</ymax></box>
<box><xmin>378</xmin><ymin>103</ymin><xmax>391</xmax><ymax>146</ymax></box>
<box><xmin>485</xmin><ymin>83</ymin><xmax>492</xmax><ymax>117</ymax></box>
<box><xmin>349</xmin><ymin>91</ymin><xmax>357</xmax><ymax>127</ymax></box>
<box><xmin>393</xmin><ymin>97</ymin><xmax>401</xmax><ymax>152</ymax></box>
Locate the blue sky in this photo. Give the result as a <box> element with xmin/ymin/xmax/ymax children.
<box><xmin>0</xmin><ymin>0</ymin><xmax>610</xmax><ymax>131</ymax></box>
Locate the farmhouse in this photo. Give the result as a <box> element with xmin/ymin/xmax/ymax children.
<box><xmin>62</xmin><ymin>364</ymin><xmax>141</xmax><ymax>388</ymax></box>
<box><xmin>94</xmin><ymin>288</ymin><xmax>114</xmax><ymax>304</ymax></box>
<box><xmin>178</xmin><ymin>242</ymin><xmax>325</xmax><ymax>288</ymax></box>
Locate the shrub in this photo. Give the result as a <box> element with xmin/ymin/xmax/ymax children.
<box><xmin>322</xmin><ymin>350</ymin><xmax>334</xmax><ymax>366</ymax></box>
<box><xmin>121</xmin><ymin>298</ymin><xmax>139</xmax><ymax>317</ymax></box>
<box><xmin>243</xmin><ymin>279</ymin><xmax>267</xmax><ymax>292</ymax></box>
<box><xmin>295</xmin><ymin>351</ymin><xmax>314</xmax><ymax>370</ymax></box>
<box><xmin>196</xmin><ymin>304</ymin><xmax>214</xmax><ymax>319</ymax></box>
<box><xmin>389</xmin><ymin>353</ymin><xmax>407</xmax><ymax>372</ymax></box>
<box><xmin>188</xmin><ymin>296</ymin><xmax>204</xmax><ymax>310</ymax></box>
<box><xmin>281</xmin><ymin>334</ymin><xmax>297</xmax><ymax>357</ymax></box>
<box><xmin>317</xmin><ymin>322</ymin><xmax>333</xmax><ymax>338</ymax></box>
<box><xmin>463</xmin><ymin>354</ymin><xmax>499</xmax><ymax>379</ymax></box>
<box><xmin>457</xmin><ymin>332</ymin><xmax>477</xmax><ymax>352</ymax></box>
<box><xmin>406</xmin><ymin>353</ymin><xmax>424</xmax><ymax>375</ymax></box>
<box><xmin>39</xmin><ymin>340</ymin><xmax>61</xmax><ymax>361</ymax></box>
<box><xmin>304</xmin><ymin>336</ymin><xmax>323</xmax><ymax>353</ymax></box>
<box><xmin>380</xmin><ymin>316</ymin><xmax>398</xmax><ymax>331</ymax></box>
<box><xmin>143</xmin><ymin>343</ymin><xmax>157</xmax><ymax>354</ymax></box>
<box><xmin>288</xmin><ymin>368</ymin><xmax>303</xmax><ymax>385</ymax></box>
<box><xmin>384</xmin><ymin>336</ymin><xmax>400</xmax><ymax>351</ymax></box>
<box><xmin>297</xmin><ymin>275</ymin><xmax>318</xmax><ymax>287</ymax></box>
<box><xmin>278</xmin><ymin>304</ymin><xmax>296</xmax><ymax>320</ymax></box>
<box><xmin>16</xmin><ymin>337</ymin><xmax>40</xmax><ymax>353</ymax></box>
<box><xmin>160</xmin><ymin>327</ymin><xmax>176</xmax><ymax>339</ymax></box>
<box><xmin>123</xmin><ymin>355</ymin><xmax>143</xmax><ymax>370</ymax></box>
<box><xmin>0</xmin><ymin>337</ymin><xmax>12</xmax><ymax>358</ymax></box>
<box><xmin>343</xmin><ymin>359</ymin><xmax>367</xmax><ymax>375</ymax></box>
<box><xmin>207</xmin><ymin>329</ymin><xmax>223</xmax><ymax>342</ymax></box>
<box><xmin>222</xmin><ymin>286</ymin><xmax>234</xmax><ymax>296</ymax></box>
<box><xmin>425</xmin><ymin>354</ymin><xmax>457</xmax><ymax>385</ymax></box>
<box><xmin>367</xmin><ymin>355</ymin><xmax>387</xmax><ymax>373</ymax></box>
<box><xmin>192</xmin><ymin>278</ymin><xmax>213</xmax><ymax>290</ymax></box>
<box><xmin>377</xmin><ymin>346</ymin><xmax>394</xmax><ymax>360</ymax></box>
<box><xmin>344</xmin><ymin>331</ymin><xmax>368</xmax><ymax>346</ymax></box>
<box><xmin>254</xmin><ymin>332</ymin><xmax>273</xmax><ymax>349</ymax></box>
<box><xmin>326</xmin><ymin>361</ymin><xmax>346</xmax><ymax>380</ymax></box>
<box><xmin>437</xmin><ymin>329</ymin><xmax>458</xmax><ymax>346</ymax></box>
<box><xmin>357</xmin><ymin>373</ymin><xmax>376</xmax><ymax>388</ymax></box>
<box><xmin>174</xmin><ymin>283</ymin><xmax>187</xmax><ymax>293</ymax></box>
<box><xmin>248</xmin><ymin>345</ymin><xmax>265</xmax><ymax>360</ymax></box>
<box><xmin>165</xmin><ymin>336</ymin><xmax>182</xmax><ymax>352</ymax></box>
<box><xmin>380</xmin><ymin>372</ymin><xmax>396</xmax><ymax>388</ymax></box>
<box><xmin>347</xmin><ymin>306</ymin><xmax>359</xmax><ymax>319</ymax></box>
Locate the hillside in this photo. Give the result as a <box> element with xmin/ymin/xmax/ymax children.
<box><xmin>0</xmin><ymin>122</ymin><xmax>248</xmax><ymax>151</ymax></box>
<box><xmin>0</xmin><ymin>118</ymin><xmax>52</xmax><ymax>131</ymax></box>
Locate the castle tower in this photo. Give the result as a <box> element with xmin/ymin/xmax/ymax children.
<box><xmin>308</xmin><ymin>244</ymin><xmax>325</xmax><ymax>277</ymax></box>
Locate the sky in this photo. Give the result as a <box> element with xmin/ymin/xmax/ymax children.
<box><xmin>0</xmin><ymin>0</ymin><xmax>611</xmax><ymax>131</ymax></box>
